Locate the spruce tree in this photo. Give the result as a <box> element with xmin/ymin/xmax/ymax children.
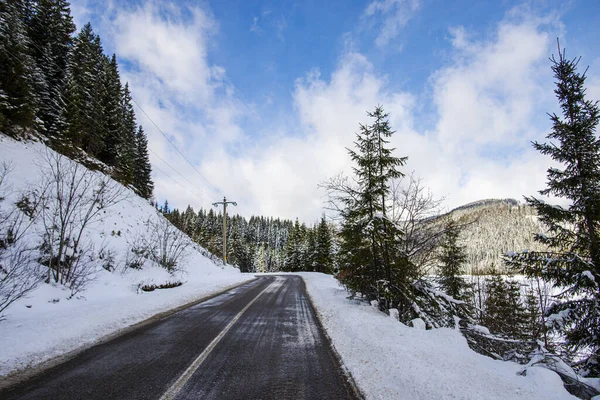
<box><xmin>315</xmin><ymin>215</ymin><xmax>333</xmax><ymax>273</ymax></box>
<box><xmin>27</xmin><ymin>0</ymin><xmax>75</xmax><ymax>136</ymax></box>
<box><xmin>438</xmin><ymin>219</ymin><xmax>470</xmax><ymax>300</ymax></box>
<box><xmin>64</xmin><ymin>23</ymin><xmax>105</xmax><ymax>155</ymax></box>
<box><xmin>304</xmin><ymin>227</ymin><xmax>317</xmax><ymax>271</ymax></box>
<box><xmin>337</xmin><ymin>105</ymin><xmax>411</xmax><ymax>309</ymax></box>
<box><xmin>522</xmin><ymin>288</ymin><xmax>543</xmax><ymax>343</ymax></box>
<box><xmin>483</xmin><ymin>275</ymin><xmax>525</xmax><ymax>338</ymax></box>
<box><xmin>99</xmin><ymin>54</ymin><xmax>123</xmax><ymax>167</ymax></box>
<box><xmin>506</xmin><ymin>45</ymin><xmax>600</xmax><ymax>375</ymax></box>
<box><xmin>0</xmin><ymin>0</ymin><xmax>42</xmax><ymax>134</ymax></box>
<box><xmin>283</xmin><ymin>219</ymin><xmax>302</xmax><ymax>272</ymax></box>
<box><xmin>134</xmin><ymin>125</ymin><xmax>153</xmax><ymax>200</ymax></box>
<box><xmin>118</xmin><ymin>83</ymin><xmax>137</xmax><ymax>185</ymax></box>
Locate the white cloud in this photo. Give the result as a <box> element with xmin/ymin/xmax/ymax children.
<box><xmin>112</xmin><ymin>4</ymin><xmax>219</xmax><ymax>105</ymax></box>
<box><xmin>75</xmin><ymin>2</ymin><xmax>585</xmax><ymax>223</ymax></box>
<box><xmin>365</xmin><ymin>0</ymin><xmax>420</xmax><ymax>48</ymax></box>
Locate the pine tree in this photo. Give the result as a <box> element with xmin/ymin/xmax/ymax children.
<box><xmin>522</xmin><ymin>288</ymin><xmax>543</xmax><ymax>343</ymax></box>
<box><xmin>506</xmin><ymin>45</ymin><xmax>600</xmax><ymax>375</ymax></box>
<box><xmin>303</xmin><ymin>226</ymin><xmax>317</xmax><ymax>271</ymax></box>
<box><xmin>64</xmin><ymin>23</ymin><xmax>105</xmax><ymax>155</ymax></box>
<box><xmin>283</xmin><ymin>219</ymin><xmax>302</xmax><ymax>272</ymax></box>
<box><xmin>117</xmin><ymin>83</ymin><xmax>137</xmax><ymax>185</ymax></box>
<box><xmin>315</xmin><ymin>215</ymin><xmax>333</xmax><ymax>273</ymax></box>
<box><xmin>0</xmin><ymin>0</ymin><xmax>42</xmax><ymax>135</ymax></box>
<box><xmin>99</xmin><ymin>54</ymin><xmax>123</xmax><ymax>167</ymax></box>
<box><xmin>133</xmin><ymin>125</ymin><xmax>153</xmax><ymax>199</ymax></box>
<box><xmin>337</xmin><ymin>105</ymin><xmax>411</xmax><ymax>309</ymax></box>
<box><xmin>483</xmin><ymin>275</ymin><xmax>525</xmax><ymax>338</ymax></box>
<box><xmin>438</xmin><ymin>219</ymin><xmax>470</xmax><ymax>300</ymax></box>
<box><xmin>27</xmin><ymin>0</ymin><xmax>75</xmax><ymax>136</ymax></box>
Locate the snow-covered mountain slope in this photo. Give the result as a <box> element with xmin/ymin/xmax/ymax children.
<box><xmin>0</xmin><ymin>135</ymin><xmax>254</xmax><ymax>379</ymax></box>
<box><xmin>300</xmin><ymin>272</ymin><xmax>576</xmax><ymax>400</ymax></box>
<box><xmin>448</xmin><ymin>199</ymin><xmax>548</xmax><ymax>273</ymax></box>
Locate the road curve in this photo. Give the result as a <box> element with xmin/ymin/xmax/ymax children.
<box><xmin>0</xmin><ymin>275</ymin><xmax>361</xmax><ymax>400</ymax></box>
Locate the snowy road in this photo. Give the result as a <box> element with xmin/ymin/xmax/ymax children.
<box><xmin>0</xmin><ymin>276</ymin><xmax>360</xmax><ymax>400</ymax></box>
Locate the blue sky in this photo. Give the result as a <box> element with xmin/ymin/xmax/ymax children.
<box><xmin>71</xmin><ymin>0</ymin><xmax>600</xmax><ymax>222</ymax></box>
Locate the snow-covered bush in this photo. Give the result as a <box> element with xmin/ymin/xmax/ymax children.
<box><xmin>141</xmin><ymin>216</ymin><xmax>190</xmax><ymax>272</ymax></box>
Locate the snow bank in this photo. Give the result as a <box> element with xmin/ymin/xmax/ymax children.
<box><xmin>299</xmin><ymin>272</ymin><xmax>575</xmax><ymax>400</ymax></box>
<box><xmin>0</xmin><ymin>136</ymin><xmax>255</xmax><ymax>377</ymax></box>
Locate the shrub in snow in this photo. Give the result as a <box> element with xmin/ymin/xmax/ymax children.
<box><xmin>98</xmin><ymin>248</ymin><xmax>116</xmax><ymax>272</ymax></box>
<box><xmin>0</xmin><ymin>163</ymin><xmax>40</xmax><ymax>319</ymax></box>
<box><xmin>32</xmin><ymin>150</ymin><xmax>127</xmax><ymax>296</ymax></box>
<box><xmin>140</xmin><ymin>216</ymin><xmax>190</xmax><ymax>272</ymax></box>
<box><xmin>140</xmin><ymin>281</ymin><xmax>183</xmax><ymax>292</ymax></box>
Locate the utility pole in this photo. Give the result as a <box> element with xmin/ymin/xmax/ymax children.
<box><xmin>212</xmin><ymin>197</ymin><xmax>237</xmax><ymax>265</ymax></box>
<box><xmin>261</xmin><ymin>241</ymin><xmax>266</xmax><ymax>273</ymax></box>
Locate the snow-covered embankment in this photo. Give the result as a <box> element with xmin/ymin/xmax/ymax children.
<box><xmin>299</xmin><ymin>272</ymin><xmax>575</xmax><ymax>400</ymax></box>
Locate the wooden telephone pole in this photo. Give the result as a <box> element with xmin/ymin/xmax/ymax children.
<box><xmin>261</xmin><ymin>241</ymin><xmax>266</xmax><ymax>273</ymax></box>
<box><xmin>212</xmin><ymin>197</ymin><xmax>237</xmax><ymax>265</ymax></box>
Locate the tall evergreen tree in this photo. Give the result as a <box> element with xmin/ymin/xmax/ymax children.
<box><xmin>64</xmin><ymin>22</ymin><xmax>105</xmax><ymax>155</ymax></box>
<box><xmin>315</xmin><ymin>215</ymin><xmax>333</xmax><ymax>273</ymax></box>
<box><xmin>438</xmin><ymin>219</ymin><xmax>470</xmax><ymax>300</ymax></box>
<box><xmin>98</xmin><ymin>54</ymin><xmax>123</xmax><ymax>166</ymax></box>
<box><xmin>303</xmin><ymin>226</ymin><xmax>317</xmax><ymax>271</ymax></box>
<box><xmin>337</xmin><ymin>105</ymin><xmax>411</xmax><ymax>309</ymax></box>
<box><xmin>522</xmin><ymin>288</ymin><xmax>543</xmax><ymax>343</ymax></box>
<box><xmin>0</xmin><ymin>0</ymin><xmax>42</xmax><ymax>134</ymax></box>
<box><xmin>283</xmin><ymin>219</ymin><xmax>302</xmax><ymax>272</ymax></box>
<box><xmin>483</xmin><ymin>275</ymin><xmax>525</xmax><ymax>338</ymax></box>
<box><xmin>117</xmin><ymin>82</ymin><xmax>137</xmax><ymax>184</ymax></box>
<box><xmin>506</xmin><ymin>45</ymin><xmax>600</xmax><ymax>375</ymax></box>
<box><xmin>27</xmin><ymin>0</ymin><xmax>75</xmax><ymax>136</ymax></box>
<box><xmin>133</xmin><ymin>125</ymin><xmax>153</xmax><ymax>199</ymax></box>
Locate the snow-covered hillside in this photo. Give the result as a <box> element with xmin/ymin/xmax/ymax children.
<box><xmin>0</xmin><ymin>135</ymin><xmax>254</xmax><ymax>379</ymax></box>
<box><xmin>448</xmin><ymin>199</ymin><xmax>548</xmax><ymax>273</ymax></box>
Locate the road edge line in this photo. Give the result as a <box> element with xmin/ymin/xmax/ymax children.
<box><xmin>298</xmin><ymin>274</ymin><xmax>366</xmax><ymax>400</ymax></box>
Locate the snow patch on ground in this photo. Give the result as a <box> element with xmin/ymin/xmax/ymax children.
<box><xmin>299</xmin><ymin>272</ymin><xmax>575</xmax><ymax>400</ymax></box>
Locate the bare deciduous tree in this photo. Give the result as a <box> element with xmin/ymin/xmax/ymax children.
<box><xmin>389</xmin><ymin>172</ymin><xmax>447</xmax><ymax>274</ymax></box>
<box><xmin>34</xmin><ymin>150</ymin><xmax>128</xmax><ymax>295</ymax></box>
<box><xmin>0</xmin><ymin>163</ymin><xmax>40</xmax><ymax>318</ymax></box>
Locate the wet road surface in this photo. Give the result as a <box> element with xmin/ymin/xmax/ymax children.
<box><xmin>0</xmin><ymin>276</ymin><xmax>361</xmax><ymax>400</ymax></box>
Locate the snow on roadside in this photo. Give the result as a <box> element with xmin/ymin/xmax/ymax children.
<box><xmin>299</xmin><ymin>272</ymin><xmax>575</xmax><ymax>400</ymax></box>
<box><xmin>0</xmin><ymin>136</ymin><xmax>255</xmax><ymax>378</ymax></box>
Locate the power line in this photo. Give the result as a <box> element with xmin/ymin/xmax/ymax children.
<box><xmin>130</xmin><ymin>97</ymin><xmax>223</xmax><ymax>196</ymax></box>
<box><xmin>3</xmin><ymin>46</ymin><xmax>208</xmax><ymax>204</ymax></box>
<box><xmin>151</xmin><ymin>163</ymin><xmax>207</xmax><ymax>204</ymax></box>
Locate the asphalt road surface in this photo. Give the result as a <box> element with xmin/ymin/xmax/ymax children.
<box><xmin>1</xmin><ymin>275</ymin><xmax>361</xmax><ymax>400</ymax></box>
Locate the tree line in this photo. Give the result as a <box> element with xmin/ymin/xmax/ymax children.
<box><xmin>158</xmin><ymin>202</ymin><xmax>335</xmax><ymax>274</ymax></box>
<box><xmin>0</xmin><ymin>0</ymin><xmax>153</xmax><ymax>199</ymax></box>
